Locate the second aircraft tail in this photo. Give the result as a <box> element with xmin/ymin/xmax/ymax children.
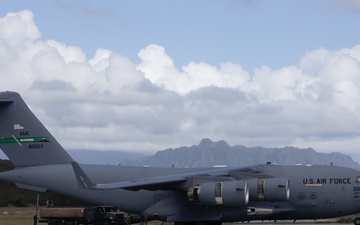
<box><xmin>0</xmin><ymin>91</ymin><xmax>73</xmax><ymax>167</ymax></box>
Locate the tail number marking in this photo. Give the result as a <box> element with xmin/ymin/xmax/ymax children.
<box><xmin>28</xmin><ymin>144</ymin><xmax>43</xmax><ymax>149</ymax></box>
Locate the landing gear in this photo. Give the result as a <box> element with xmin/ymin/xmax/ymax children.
<box><xmin>174</xmin><ymin>221</ymin><xmax>222</xmax><ymax>225</ymax></box>
<box><xmin>354</xmin><ymin>217</ymin><xmax>360</xmax><ymax>225</ymax></box>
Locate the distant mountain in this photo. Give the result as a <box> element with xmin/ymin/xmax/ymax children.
<box><xmin>1</xmin><ymin>139</ymin><xmax>359</xmax><ymax>169</ymax></box>
<box><xmin>123</xmin><ymin>138</ymin><xmax>360</xmax><ymax>169</ymax></box>
<box><xmin>0</xmin><ymin>149</ymin><xmax>148</xmax><ymax>165</ymax></box>
<box><xmin>68</xmin><ymin>150</ymin><xmax>148</xmax><ymax>165</ymax></box>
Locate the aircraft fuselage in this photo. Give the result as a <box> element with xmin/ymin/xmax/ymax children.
<box><xmin>1</xmin><ymin>163</ymin><xmax>359</xmax><ymax>222</ymax></box>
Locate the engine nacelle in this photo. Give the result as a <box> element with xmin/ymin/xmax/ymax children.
<box><xmin>247</xmin><ymin>178</ymin><xmax>290</xmax><ymax>202</ymax></box>
<box><xmin>188</xmin><ymin>180</ymin><xmax>249</xmax><ymax>206</ymax></box>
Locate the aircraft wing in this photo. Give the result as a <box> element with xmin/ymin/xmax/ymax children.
<box><xmin>71</xmin><ymin>161</ymin><xmax>232</xmax><ymax>191</ymax></box>
<box><xmin>92</xmin><ymin>175</ymin><xmax>188</xmax><ymax>190</ymax></box>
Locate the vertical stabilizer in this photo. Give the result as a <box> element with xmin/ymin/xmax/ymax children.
<box><xmin>0</xmin><ymin>91</ymin><xmax>73</xmax><ymax>166</ymax></box>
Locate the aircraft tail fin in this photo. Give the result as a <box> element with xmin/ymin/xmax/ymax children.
<box><xmin>0</xmin><ymin>91</ymin><xmax>73</xmax><ymax>167</ymax></box>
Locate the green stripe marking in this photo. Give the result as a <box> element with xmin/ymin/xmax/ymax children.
<box><xmin>0</xmin><ymin>137</ymin><xmax>50</xmax><ymax>144</ymax></box>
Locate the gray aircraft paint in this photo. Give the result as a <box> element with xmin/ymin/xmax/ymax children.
<box><xmin>1</xmin><ymin>91</ymin><xmax>360</xmax><ymax>224</ymax></box>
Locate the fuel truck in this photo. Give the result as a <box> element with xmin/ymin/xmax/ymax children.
<box><xmin>39</xmin><ymin>206</ymin><xmax>128</xmax><ymax>225</ymax></box>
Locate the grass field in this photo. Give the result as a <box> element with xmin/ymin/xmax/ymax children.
<box><xmin>0</xmin><ymin>207</ymin><xmax>36</xmax><ymax>225</ymax></box>
<box><xmin>0</xmin><ymin>207</ymin><xmax>174</xmax><ymax>225</ymax></box>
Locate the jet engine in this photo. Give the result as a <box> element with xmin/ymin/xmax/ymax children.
<box><xmin>247</xmin><ymin>178</ymin><xmax>290</xmax><ymax>202</ymax></box>
<box><xmin>187</xmin><ymin>180</ymin><xmax>249</xmax><ymax>206</ymax></box>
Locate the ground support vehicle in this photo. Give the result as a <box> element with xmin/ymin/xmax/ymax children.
<box><xmin>39</xmin><ymin>206</ymin><xmax>125</xmax><ymax>225</ymax></box>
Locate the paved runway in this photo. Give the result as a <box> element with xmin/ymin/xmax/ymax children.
<box><xmin>225</xmin><ymin>223</ymin><xmax>349</xmax><ymax>225</ymax></box>
<box><xmin>223</xmin><ymin>219</ymin><xmax>352</xmax><ymax>225</ymax></box>
<box><xmin>224</xmin><ymin>222</ymin><xmax>350</xmax><ymax>225</ymax></box>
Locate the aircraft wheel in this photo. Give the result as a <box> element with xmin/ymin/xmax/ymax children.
<box><xmin>174</xmin><ymin>222</ymin><xmax>221</xmax><ymax>225</ymax></box>
<box><xmin>102</xmin><ymin>219</ymin><xmax>112</xmax><ymax>225</ymax></box>
<box><xmin>210</xmin><ymin>222</ymin><xmax>222</xmax><ymax>225</ymax></box>
<box><xmin>48</xmin><ymin>220</ymin><xmax>57</xmax><ymax>225</ymax></box>
<box><xmin>174</xmin><ymin>222</ymin><xmax>196</xmax><ymax>225</ymax></box>
<box><xmin>199</xmin><ymin>222</ymin><xmax>222</xmax><ymax>225</ymax></box>
<box><xmin>354</xmin><ymin>217</ymin><xmax>360</xmax><ymax>225</ymax></box>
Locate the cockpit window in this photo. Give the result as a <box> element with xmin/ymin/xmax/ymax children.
<box><xmin>355</xmin><ymin>176</ymin><xmax>360</xmax><ymax>183</ymax></box>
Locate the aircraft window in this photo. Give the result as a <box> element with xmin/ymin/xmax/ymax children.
<box><xmin>356</xmin><ymin>176</ymin><xmax>360</xmax><ymax>183</ymax></box>
<box><xmin>215</xmin><ymin>182</ymin><xmax>222</xmax><ymax>197</ymax></box>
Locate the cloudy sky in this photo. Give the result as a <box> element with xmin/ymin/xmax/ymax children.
<box><xmin>1</xmin><ymin>1</ymin><xmax>360</xmax><ymax>162</ymax></box>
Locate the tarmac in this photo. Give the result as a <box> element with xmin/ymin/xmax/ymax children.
<box><xmin>224</xmin><ymin>220</ymin><xmax>350</xmax><ymax>225</ymax></box>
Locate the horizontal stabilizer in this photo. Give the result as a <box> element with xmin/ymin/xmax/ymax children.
<box><xmin>0</xmin><ymin>99</ymin><xmax>13</xmax><ymax>105</ymax></box>
<box><xmin>0</xmin><ymin>92</ymin><xmax>14</xmax><ymax>104</ymax></box>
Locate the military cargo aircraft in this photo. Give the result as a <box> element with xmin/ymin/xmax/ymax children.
<box><xmin>1</xmin><ymin>91</ymin><xmax>360</xmax><ymax>225</ymax></box>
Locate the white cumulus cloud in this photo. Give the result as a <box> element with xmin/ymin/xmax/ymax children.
<box><xmin>1</xmin><ymin>10</ymin><xmax>360</xmax><ymax>163</ymax></box>
<box><xmin>0</xmin><ymin>10</ymin><xmax>40</xmax><ymax>46</ymax></box>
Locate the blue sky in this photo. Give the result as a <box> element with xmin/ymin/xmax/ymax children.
<box><xmin>1</xmin><ymin>1</ymin><xmax>360</xmax><ymax>163</ymax></box>
<box><xmin>1</xmin><ymin>0</ymin><xmax>359</xmax><ymax>71</ymax></box>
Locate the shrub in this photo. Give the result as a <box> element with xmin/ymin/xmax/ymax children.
<box><xmin>11</xmin><ymin>195</ymin><xmax>29</xmax><ymax>207</ymax></box>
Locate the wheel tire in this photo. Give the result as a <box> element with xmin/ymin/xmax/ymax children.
<box><xmin>174</xmin><ymin>222</ymin><xmax>197</xmax><ymax>225</ymax></box>
<box><xmin>102</xmin><ymin>219</ymin><xmax>111</xmax><ymax>225</ymax></box>
<box><xmin>49</xmin><ymin>220</ymin><xmax>57</xmax><ymax>225</ymax></box>
<box><xmin>196</xmin><ymin>222</ymin><xmax>222</xmax><ymax>225</ymax></box>
<box><xmin>354</xmin><ymin>217</ymin><xmax>360</xmax><ymax>225</ymax></box>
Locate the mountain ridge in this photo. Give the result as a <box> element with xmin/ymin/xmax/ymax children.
<box><xmin>123</xmin><ymin>138</ymin><xmax>360</xmax><ymax>169</ymax></box>
<box><xmin>1</xmin><ymin>138</ymin><xmax>358</xmax><ymax>169</ymax></box>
